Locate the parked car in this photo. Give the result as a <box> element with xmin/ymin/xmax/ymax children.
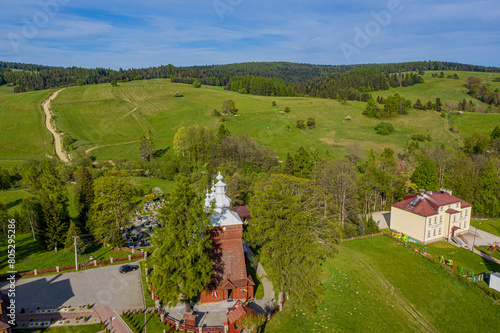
<box><xmin>119</xmin><ymin>264</ymin><xmax>139</xmax><ymax>274</ymax></box>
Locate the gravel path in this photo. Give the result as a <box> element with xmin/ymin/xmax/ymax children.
<box><xmin>42</xmin><ymin>89</ymin><xmax>68</xmax><ymax>163</ymax></box>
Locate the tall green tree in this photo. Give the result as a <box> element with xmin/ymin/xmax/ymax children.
<box><xmin>475</xmin><ymin>159</ymin><xmax>500</xmax><ymax>217</ymax></box>
<box><xmin>74</xmin><ymin>166</ymin><xmax>94</xmax><ymax>228</ymax></box>
<box><xmin>89</xmin><ymin>171</ymin><xmax>135</xmax><ymax>247</ymax></box>
<box><xmin>23</xmin><ymin>160</ymin><xmax>70</xmax><ymax>251</ymax></box>
<box><xmin>64</xmin><ymin>220</ymin><xmax>86</xmax><ymax>253</ymax></box>
<box><xmin>412</xmin><ymin>158</ymin><xmax>440</xmax><ymax>191</ymax></box>
<box><xmin>316</xmin><ymin>159</ymin><xmax>359</xmax><ymax>227</ymax></box>
<box><xmin>246</xmin><ymin>174</ymin><xmax>340</xmax><ymax>310</ymax></box>
<box><xmin>149</xmin><ymin>177</ymin><xmax>213</xmax><ymax>313</ymax></box>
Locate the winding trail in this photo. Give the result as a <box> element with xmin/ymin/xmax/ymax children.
<box><xmin>85</xmin><ymin>140</ymin><xmax>140</xmax><ymax>154</ymax></box>
<box><xmin>42</xmin><ymin>89</ymin><xmax>69</xmax><ymax>164</ymax></box>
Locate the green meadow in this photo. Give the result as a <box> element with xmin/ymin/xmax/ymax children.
<box><xmin>0</xmin><ymin>86</ymin><xmax>56</xmax><ymax>168</ymax></box>
<box><xmin>265</xmin><ymin>236</ymin><xmax>500</xmax><ymax>333</ymax></box>
<box><xmin>50</xmin><ymin>79</ymin><xmax>464</xmax><ymax>162</ymax></box>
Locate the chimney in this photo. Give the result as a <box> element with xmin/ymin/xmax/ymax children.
<box><xmin>418</xmin><ymin>189</ymin><xmax>426</xmax><ymax>194</ymax></box>
<box><xmin>440</xmin><ymin>188</ymin><xmax>452</xmax><ymax>195</ymax></box>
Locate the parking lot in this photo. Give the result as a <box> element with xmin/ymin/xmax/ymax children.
<box><xmin>1</xmin><ymin>264</ymin><xmax>144</xmax><ymax>310</ymax></box>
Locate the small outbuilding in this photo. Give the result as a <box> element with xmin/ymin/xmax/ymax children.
<box><xmin>489</xmin><ymin>272</ymin><xmax>500</xmax><ymax>292</ymax></box>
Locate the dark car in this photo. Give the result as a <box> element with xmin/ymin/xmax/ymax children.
<box><xmin>119</xmin><ymin>264</ymin><xmax>139</xmax><ymax>274</ymax></box>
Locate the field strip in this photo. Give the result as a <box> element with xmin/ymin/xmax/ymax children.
<box><xmin>41</xmin><ymin>89</ymin><xmax>69</xmax><ymax>164</ymax></box>
<box><xmin>121</xmin><ymin>106</ymin><xmax>138</xmax><ymax>119</ymax></box>
<box><xmin>85</xmin><ymin>140</ymin><xmax>140</xmax><ymax>154</ymax></box>
<box><xmin>131</xmin><ymin>113</ymin><xmax>148</xmax><ymax>134</ymax></box>
<box><xmin>343</xmin><ymin>246</ymin><xmax>438</xmax><ymax>333</ymax></box>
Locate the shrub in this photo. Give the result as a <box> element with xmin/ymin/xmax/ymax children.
<box><xmin>87</xmin><ymin>304</ymin><xmax>91</xmax><ymax>309</ymax></box>
<box><xmin>272</xmin><ymin>101</ymin><xmax>277</xmax><ymax>107</ymax></box>
<box><xmin>306</xmin><ymin>117</ymin><xmax>316</xmax><ymax>129</ymax></box>
<box><xmin>374</xmin><ymin>122</ymin><xmax>395</xmax><ymax>135</ymax></box>
<box><xmin>284</xmin><ymin>106</ymin><xmax>291</xmax><ymax>113</ymax></box>
<box><xmin>84</xmin><ymin>316</ymin><xmax>89</xmax><ymax>322</ymax></box>
<box><xmin>192</xmin><ymin>80</ymin><xmax>201</xmax><ymax>88</ymax></box>
<box><xmin>296</xmin><ymin>120</ymin><xmax>305</xmax><ymax>129</ymax></box>
<box><xmin>174</xmin><ymin>92</ymin><xmax>183</xmax><ymax>97</ymax></box>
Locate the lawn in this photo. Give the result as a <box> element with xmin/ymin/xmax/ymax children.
<box><xmin>14</xmin><ymin>323</ymin><xmax>103</xmax><ymax>333</ymax></box>
<box><xmin>0</xmin><ymin>233</ymin><xmax>133</xmax><ymax>275</ymax></box>
<box><xmin>0</xmin><ymin>188</ymin><xmax>28</xmax><ymax>213</ymax></box>
<box><xmin>264</xmin><ymin>236</ymin><xmax>499</xmax><ymax>333</ymax></box>
<box><xmin>0</xmin><ymin>87</ymin><xmax>56</xmax><ymax>166</ymax></box>
<box><xmin>471</xmin><ymin>219</ymin><xmax>500</xmax><ymax>238</ymax></box>
<box><xmin>121</xmin><ymin>311</ymin><xmax>172</xmax><ymax>333</ymax></box>
<box><xmin>476</xmin><ymin>246</ymin><xmax>500</xmax><ymax>261</ymax></box>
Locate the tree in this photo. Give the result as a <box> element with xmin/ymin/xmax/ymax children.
<box><xmin>110</xmin><ymin>80</ymin><xmax>117</xmax><ymax>86</ymax></box>
<box><xmin>306</xmin><ymin>117</ymin><xmax>316</xmax><ymax>129</ymax></box>
<box><xmin>316</xmin><ymin>159</ymin><xmax>359</xmax><ymax>227</ymax></box>
<box><xmin>149</xmin><ymin>177</ymin><xmax>212</xmax><ymax>313</ymax></box>
<box><xmin>246</xmin><ymin>174</ymin><xmax>340</xmax><ymax>310</ymax></box>
<box><xmin>23</xmin><ymin>160</ymin><xmax>70</xmax><ymax>251</ymax></box>
<box><xmin>463</xmin><ymin>134</ymin><xmax>491</xmax><ymax>155</ymax></box>
<box><xmin>435</xmin><ymin>98</ymin><xmax>443</xmax><ymax>111</ymax></box>
<box><xmin>89</xmin><ymin>171</ymin><xmax>136</xmax><ymax>247</ymax></box>
<box><xmin>412</xmin><ymin>158</ymin><xmax>439</xmax><ymax>191</ymax></box>
<box><xmin>475</xmin><ymin>159</ymin><xmax>500</xmax><ymax>217</ymax></box>
<box><xmin>491</xmin><ymin>125</ymin><xmax>500</xmax><ymax>139</ymax></box>
<box><xmin>221</xmin><ymin>100</ymin><xmax>237</xmax><ymax>115</ymax></box>
<box><xmin>413</xmin><ymin>99</ymin><xmax>423</xmax><ymax>110</ymax></box>
<box><xmin>64</xmin><ymin>221</ymin><xmax>86</xmax><ymax>253</ymax></box>
<box><xmin>192</xmin><ymin>79</ymin><xmax>202</xmax><ymax>88</ymax></box>
<box><xmin>74</xmin><ymin>166</ymin><xmax>94</xmax><ymax>228</ymax></box>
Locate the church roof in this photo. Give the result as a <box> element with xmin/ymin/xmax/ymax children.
<box><xmin>210</xmin><ymin>209</ymin><xmax>243</xmax><ymax>227</ymax></box>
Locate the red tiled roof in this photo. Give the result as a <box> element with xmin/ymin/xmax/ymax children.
<box><xmin>452</xmin><ymin>226</ymin><xmax>460</xmax><ymax>231</ymax></box>
<box><xmin>233</xmin><ymin>205</ymin><xmax>251</xmax><ymax>219</ymax></box>
<box><xmin>392</xmin><ymin>191</ymin><xmax>472</xmax><ymax>217</ymax></box>
<box><xmin>227</xmin><ymin>300</ymin><xmax>256</xmax><ymax>324</ymax></box>
<box><xmin>446</xmin><ymin>208</ymin><xmax>460</xmax><ymax>214</ymax></box>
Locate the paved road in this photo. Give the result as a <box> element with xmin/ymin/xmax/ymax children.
<box><xmin>0</xmin><ymin>265</ymin><xmax>143</xmax><ymax>310</ymax></box>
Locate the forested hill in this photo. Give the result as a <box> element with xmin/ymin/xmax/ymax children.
<box><xmin>1</xmin><ymin>60</ymin><xmax>499</xmax><ymax>93</ymax></box>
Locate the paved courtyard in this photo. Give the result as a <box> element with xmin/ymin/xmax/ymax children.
<box><xmin>0</xmin><ymin>264</ymin><xmax>144</xmax><ymax>310</ymax></box>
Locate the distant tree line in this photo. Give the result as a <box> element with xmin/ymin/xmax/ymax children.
<box><xmin>225</xmin><ymin>75</ymin><xmax>296</xmax><ymax>96</ymax></box>
<box><xmin>1</xmin><ymin>60</ymin><xmax>499</xmax><ymax>93</ymax></box>
<box><xmin>466</xmin><ymin>76</ymin><xmax>500</xmax><ymax>108</ymax></box>
<box><xmin>294</xmin><ymin>69</ymin><xmax>424</xmax><ymax>102</ymax></box>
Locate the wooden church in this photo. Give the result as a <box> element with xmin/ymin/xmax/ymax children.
<box><xmin>200</xmin><ymin>173</ymin><xmax>255</xmax><ymax>304</ymax></box>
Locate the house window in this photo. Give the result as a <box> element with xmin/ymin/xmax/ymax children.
<box><xmin>439</xmin><ymin>228</ymin><xmax>442</xmax><ymax>235</ymax></box>
<box><xmin>433</xmin><ymin>229</ymin><xmax>436</xmax><ymax>236</ymax></box>
<box><xmin>465</xmin><ymin>209</ymin><xmax>468</xmax><ymax>216</ymax></box>
<box><xmin>440</xmin><ymin>215</ymin><xmax>442</xmax><ymax>222</ymax></box>
<box><xmin>428</xmin><ymin>230</ymin><xmax>431</xmax><ymax>238</ymax></box>
<box><xmin>440</xmin><ymin>206</ymin><xmax>443</xmax><ymax>211</ymax></box>
<box><xmin>434</xmin><ymin>217</ymin><xmax>437</xmax><ymax>224</ymax></box>
<box><xmin>464</xmin><ymin>221</ymin><xmax>467</xmax><ymax>228</ymax></box>
<box><xmin>428</xmin><ymin>218</ymin><xmax>431</xmax><ymax>226</ymax></box>
<box><xmin>460</xmin><ymin>211</ymin><xmax>463</xmax><ymax>217</ymax></box>
<box><xmin>456</xmin><ymin>203</ymin><xmax>459</xmax><ymax>208</ymax></box>
<box><xmin>454</xmin><ymin>215</ymin><xmax>456</xmax><ymax>222</ymax></box>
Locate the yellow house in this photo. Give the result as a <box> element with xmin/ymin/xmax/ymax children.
<box><xmin>390</xmin><ymin>190</ymin><xmax>472</xmax><ymax>244</ymax></box>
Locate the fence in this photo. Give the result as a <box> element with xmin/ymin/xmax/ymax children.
<box><xmin>342</xmin><ymin>233</ymin><xmax>383</xmax><ymax>242</ymax></box>
<box><xmin>0</xmin><ymin>252</ymin><xmax>145</xmax><ymax>279</ymax></box>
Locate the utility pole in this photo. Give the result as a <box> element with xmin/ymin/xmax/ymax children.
<box><xmin>471</xmin><ymin>222</ymin><xmax>481</xmax><ymax>252</ymax></box>
<box><xmin>73</xmin><ymin>236</ymin><xmax>78</xmax><ymax>270</ymax></box>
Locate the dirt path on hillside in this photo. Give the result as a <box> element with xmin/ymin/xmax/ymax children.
<box><xmin>42</xmin><ymin>89</ymin><xmax>69</xmax><ymax>164</ymax></box>
<box><xmin>343</xmin><ymin>247</ymin><xmax>438</xmax><ymax>333</ymax></box>
<box><xmin>85</xmin><ymin>140</ymin><xmax>140</xmax><ymax>154</ymax></box>
<box><xmin>444</xmin><ymin>115</ymin><xmax>462</xmax><ymax>145</ymax></box>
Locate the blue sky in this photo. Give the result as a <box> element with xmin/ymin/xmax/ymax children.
<box><xmin>0</xmin><ymin>0</ymin><xmax>499</xmax><ymax>69</ymax></box>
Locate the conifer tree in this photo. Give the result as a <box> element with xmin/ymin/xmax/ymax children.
<box><xmin>149</xmin><ymin>177</ymin><xmax>213</xmax><ymax>313</ymax></box>
<box><xmin>74</xmin><ymin>166</ymin><xmax>94</xmax><ymax>228</ymax></box>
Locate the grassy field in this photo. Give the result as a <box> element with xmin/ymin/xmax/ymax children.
<box><xmin>50</xmin><ymin>79</ymin><xmax>463</xmax><ymax>162</ymax></box>
<box><xmin>0</xmin><ymin>85</ymin><xmax>55</xmax><ymax>168</ymax></box>
<box><xmin>0</xmin><ymin>233</ymin><xmax>133</xmax><ymax>275</ymax></box>
<box><xmin>264</xmin><ymin>236</ymin><xmax>499</xmax><ymax>333</ymax></box>
<box><xmin>471</xmin><ymin>219</ymin><xmax>500</xmax><ymax>237</ymax></box>
<box><xmin>15</xmin><ymin>324</ymin><xmax>103</xmax><ymax>333</ymax></box>
<box><xmin>1</xmin><ymin>71</ymin><xmax>498</xmax><ymax>164</ymax></box>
